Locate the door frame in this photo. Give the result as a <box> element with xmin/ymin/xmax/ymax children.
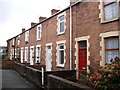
<box><xmin>30</xmin><ymin>46</ymin><xmax>34</xmax><ymax>65</ymax></box>
<box><xmin>21</xmin><ymin>47</ymin><xmax>24</xmax><ymax>63</ymax></box>
<box><xmin>75</xmin><ymin>36</ymin><xmax>90</xmax><ymax>79</ymax></box>
<box><xmin>45</xmin><ymin>43</ymin><xmax>52</xmax><ymax>71</ymax></box>
<box><xmin>36</xmin><ymin>45</ymin><xmax>41</xmax><ymax>64</ymax></box>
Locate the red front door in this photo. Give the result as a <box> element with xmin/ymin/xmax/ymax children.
<box><xmin>78</xmin><ymin>41</ymin><xmax>87</xmax><ymax>79</ymax></box>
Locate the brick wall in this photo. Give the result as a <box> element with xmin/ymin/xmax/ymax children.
<box><xmin>7</xmin><ymin>2</ymin><xmax>119</xmax><ymax>73</ymax></box>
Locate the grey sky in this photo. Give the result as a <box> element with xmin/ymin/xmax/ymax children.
<box><xmin>0</xmin><ymin>0</ymin><xmax>70</xmax><ymax>46</ymax></box>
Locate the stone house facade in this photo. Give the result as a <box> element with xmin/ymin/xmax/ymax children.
<box><xmin>7</xmin><ymin>0</ymin><xmax>120</xmax><ymax>78</ymax></box>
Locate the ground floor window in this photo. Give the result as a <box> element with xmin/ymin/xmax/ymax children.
<box><xmin>56</xmin><ymin>40</ymin><xmax>66</xmax><ymax>67</ymax></box>
<box><xmin>105</xmin><ymin>37</ymin><xmax>119</xmax><ymax>64</ymax></box>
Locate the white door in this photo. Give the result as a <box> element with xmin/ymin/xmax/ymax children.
<box><xmin>21</xmin><ymin>47</ymin><xmax>24</xmax><ymax>63</ymax></box>
<box><xmin>30</xmin><ymin>46</ymin><xmax>34</xmax><ymax>65</ymax></box>
<box><xmin>46</xmin><ymin>46</ymin><xmax>52</xmax><ymax>71</ymax></box>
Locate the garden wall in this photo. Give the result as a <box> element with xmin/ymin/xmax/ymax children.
<box><xmin>47</xmin><ymin>74</ymin><xmax>93</xmax><ymax>90</ymax></box>
<box><xmin>14</xmin><ymin>62</ymin><xmax>76</xmax><ymax>89</ymax></box>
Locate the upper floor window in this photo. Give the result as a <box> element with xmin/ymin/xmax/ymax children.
<box><xmin>105</xmin><ymin>37</ymin><xmax>119</xmax><ymax>64</ymax></box>
<box><xmin>103</xmin><ymin>0</ymin><xmax>119</xmax><ymax>21</ymax></box>
<box><xmin>17</xmin><ymin>35</ymin><xmax>20</xmax><ymax>45</ymax></box>
<box><xmin>12</xmin><ymin>38</ymin><xmax>15</xmax><ymax>45</ymax></box>
<box><xmin>36</xmin><ymin>25</ymin><xmax>42</xmax><ymax>41</ymax></box>
<box><xmin>25</xmin><ymin>31</ymin><xmax>29</xmax><ymax>44</ymax></box>
<box><xmin>57</xmin><ymin>12</ymin><xmax>66</xmax><ymax>35</ymax></box>
<box><xmin>59</xmin><ymin>15</ymin><xmax>65</xmax><ymax>33</ymax></box>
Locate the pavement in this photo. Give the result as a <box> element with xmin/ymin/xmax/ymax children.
<box><xmin>1</xmin><ymin>69</ymin><xmax>43</xmax><ymax>90</ymax></box>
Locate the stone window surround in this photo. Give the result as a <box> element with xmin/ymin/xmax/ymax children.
<box><xmin>36</xmin><ymin>24</ymin><xmax>42</xmax><ymax>41</ymax></box>
<box><xmin>56</xmin><ymin>40</ymin><xmax>66</xmax><ymax>67</ymax></box>
<box><xmin>57</xmin><ymin>12</ymin><xmax>66</xmax><ymax>35</ymax></box>
<box><xmin>100</xmin><ymin>31</ymin><xmax>120</xmax><ymax>67</ymax></box>
<box><xmin>99</xmin><ymin>0</ymin><xmax>119</xmax><ymax>23</ymax></box>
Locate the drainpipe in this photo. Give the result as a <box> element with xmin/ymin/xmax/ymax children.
<box><xmin>70</xmin><ymin>6</ymin><xmax>72</xmax><ymax>70</ymax></box>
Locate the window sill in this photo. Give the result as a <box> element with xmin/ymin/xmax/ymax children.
<box><xmin>57</xmin><ymin>32</ymin><xmax>65</xmax><ymax>36</ymax></box>
<box><xmin>56</xmin><ymin>64</ymin><xmax>64</xmax><ymax>68</ymax></box>
<box><xmin>101</xmin><ymin>18</ymin><xmax>119</xmax><ymax>24</ymax></box>
<box><xmin>36</xmin><ymin>39</ymin><xmax>41</xmax><ymax>41</ymax></box>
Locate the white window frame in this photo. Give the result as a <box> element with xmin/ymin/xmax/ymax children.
<box><xmin>36</xmin><ymin>24</ymin><xmax>42</xmax><ymax>41</ymax></box>
<box><xmin>36</xmin><ymin>45</ymin><xmax>41</xmax><ymax>63</ymax></box>
<box><xmin>57</xmin><ymin>12</ymin><xmax>66</xmax><ymax>35</ymax></box>
<box><xmin>56</xmin><ymin>40</ymin><xmax>66</xmax><ymax>67</ymax></box>
<box><xmin>25</xmin><ymin>31</ymin><xmax>29</xmax><ymax>43</ymax></box>
<box><xmin>25</xmin><ymin>47</ymin><xmax>28</xmax><ymax>62</ymax></box>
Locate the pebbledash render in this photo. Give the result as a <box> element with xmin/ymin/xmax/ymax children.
<box><xmin>7</xmin><ymin>0</ymin><xmax>120</xmax><ymax>79</ymax></box>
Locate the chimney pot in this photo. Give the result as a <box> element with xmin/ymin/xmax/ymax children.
<box><xmin>70</xmin><ymin>0</ymin><xmax>79</xmax><ymax>5</ymax></box>
<box><xmin>51</xmin><ymin>9</ymin><xmax>60</xmax><ymax>15</ymax></box>
<box><xmin>39</xmin><ymin>16</ymin><xmax>47</xmax><ymax>22</ymax></box>
<box><xmin>22</xmin><ymin>28</ymin><xmax>25</xmax><ymax>33</ymax></box>
<box><xmin>31</xmin><ymin>22</ymin><xmax>37</xmax><ymax>27</ymax></box>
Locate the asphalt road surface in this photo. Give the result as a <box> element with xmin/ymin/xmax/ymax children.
<box><xmin>1</xmin><ymin>69</ymin><xmax>43</xmax><ymax>90</ymax></box>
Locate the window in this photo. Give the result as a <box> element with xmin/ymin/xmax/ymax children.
<box><xmin>59</xmin><ymin>15</ymin><xmax>65</xmax><ymax>33</ymax></box>
<box><xmin>57</xmin><ymin>12</ymin><xmax>66</xmax><ymax>35</ymax></box>
<box><xmin>36</xmin><ymin>45</ymin><xmax>41</xmax><ymax>63</ymax></box>
<box><xmin>36</xmin><ymin>25</ymin><xmax>42</xmax><ymax>41</ymax></box>
<box><xmin>103</xmin><ymin>0</ymin><xmax>118</xmax><ymax>21</ymax></box>
<box><xmin>56</xmin><ymin>41</ymin><xmax>66</xmax><ymax>67</ymax></box>
<box><xmin>18</xmin><ymin>35</ymin><xmax>20</xmax><ymax>45</ymax></box>
<box><xmin>58</xmin><ymin>44</ymin><xmax>64</xmax><ymax>65</ymax></box>
<box><xmin>25</xmin><ymin>31</ymin><xmax>29</xmax><ymax>43</ymax></box>
<box><xmin>105</xmin><ymin>37</ymin><xmax>119</xmax><ymax>64</ymax></box>
<box><xmin>25</xmin><ymin>47</ymin><xmax>28</xmax><ymax>62</ymax></box>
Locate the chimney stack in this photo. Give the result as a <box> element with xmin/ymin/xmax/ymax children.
<box><xmin>39</xmin><ymin>16</ymin><xmax>47</xmax><ymax>22</ymax></box>
<box><xmin>22</xmin><ymin>28</ymin><xmax>25</xmax><ymax>33</ymax></box>
<box><xmin>51</xmin><ymin>9</ymin><xmax>60</xmax><ymax>15</ymax></box>
<box><xmin>31</xmin><ymin>22</ymin><xmax>37</xmax><ymax>27</ymax></box>
<box><xmin>70</xmin><ymin>0</ymin><xmax>79</xmax><ymax>5</ymax></box>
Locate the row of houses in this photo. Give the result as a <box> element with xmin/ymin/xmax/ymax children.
<box><xmin>7</xmin><ymin>0</ymin><xmax>120</xmax><ymax>79</ymax></box>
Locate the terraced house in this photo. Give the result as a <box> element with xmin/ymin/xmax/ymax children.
<box><xmin>7</xmin><ymin>0</ymin><xmax>120</xmax><ymax>79</ymax></box>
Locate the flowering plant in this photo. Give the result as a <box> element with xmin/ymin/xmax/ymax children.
<box><xmin>81</xmin><ymin>57</ymin><xmax>120</xmax><ymax>89</ymax></box>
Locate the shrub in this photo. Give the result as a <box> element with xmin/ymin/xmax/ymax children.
<box><xmin>81</xmin><ymin>57</ymin><xmax>120</xmax><ymax>89</ymax></box>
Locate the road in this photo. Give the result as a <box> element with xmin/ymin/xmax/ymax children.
<box><xmin>1</xmin><ymin>69</ymin><xmax>43</xmax><ymax>90</ymax></box>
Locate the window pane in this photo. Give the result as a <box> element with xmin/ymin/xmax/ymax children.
<box><xmin>60</xmin><ymin>22</ymin><xmax>64</xmax><ymax>32</ymax></box>
<box><xmin>112</xmin><ymin>3</ymin><xmax>118</xmax><ymax>18</ymax></box>
<box><xmin>79</xmin><ymin>41</ymin><xmax>87</xmax><ymax>48</ymax></box>
<box><xmin>106</xmin><ymin>37</ymin><xmax>119</xmax><ymax>49</ymax></box>
<box><xmin>60</xmin><ymin>50</ymin><xmax>64</xmax><ymax>64</ymax></box>
<box><xmin>60</xmin><ymin>15</ymin><xmax>64</xmax><ymax>21</ymax></box>
<box><xmin>104</xmin><ymin>3</ymin><xmax>118</xmax><ymax>20</ymax></box>
<box><xmin>59</xmin><ymin>45</ymin><xmax>64</xmax><ymax>49</ymax></box>
<box><xmin>106</xmin><ymin>50</ymin><xmax>119</xmax><ymax>64</ymax></box>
